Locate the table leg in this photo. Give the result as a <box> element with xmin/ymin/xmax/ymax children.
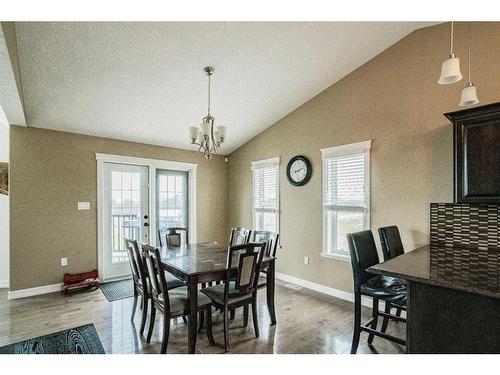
<box><xmin>187</xmin><ymin>275</ymin><xmax>198</xmax><ymax>354</ymax></box>
<box><xmin>266</xmin><ymin>260</ymin><xmax>277</xmax><ymax>325</ymax></box>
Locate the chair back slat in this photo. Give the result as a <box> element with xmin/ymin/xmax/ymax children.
<box><xmin>229</xmin><ymin>227</ymin><xmax>251</xmax><ymax>246</ymax></box>
<box><xmin>141</xmin><ymin>244</ymin><xmax>170</xmax><ymax>309</ymax></box>
<box><xmin>347</xmin><ymin>230</ymin><xmax>380</xmax><ymax>291</ymax></box>
<box><xmin>124</xmin><ymin>238</ymin><xmax>148</xmax><ymax>288</ymax></box>
<box><xmin>252</xmin><ymin>231</ymin><xmax>279</xmax><ymax>257</ymax></box>
<box><xmin>226</xmin><ymin>242</ymin><xmax>265</xmax><ymax>295</ymax></box>
<box><xmin>378</xmin><ymin>226</ymin><xmax>404</xmax><ymax>261</ymax></box>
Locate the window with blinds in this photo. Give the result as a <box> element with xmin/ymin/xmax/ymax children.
<box><xmin>321</xmin><ymin>141</ymin><xmax>371</xmax><ymax>258</ymax></box>
<box><xmin>252</xmin><ymin>157</ymin><xmax>280</xmax><ymax>233</ymax></box>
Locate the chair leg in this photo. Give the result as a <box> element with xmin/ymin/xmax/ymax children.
<box><xmin>223</xmin><ymin>307</ymin><xmax>229</xmax><ymax>353</ymax></box>
<box><xmin>198</xmin><ymin>310</ymin><xmax>205</xmax><ymax>333</ymax></box>
<box><xmin>243</xmin><ymin>305</ymin><xmax>249</xmax><ymax>327</ymax></box>
<box><xmin>350</xmin><ymin>292</ymin><xmax>362</xmax><ymax>354</ymax></box>
<box><xmin>367</xmin><ymin>298</ymin><xmax>379</xmax><ymax>344</ymax></box>
<box><xmin>251</xmin><ymin>300</ymin><xmax>259</xmax><ymax>337</ymax></box>
<box><xmin>229</xmin><ymin>309</ymin><xmax>235</xmax><ymax>320</ymax></box>
<box><xmin>147</xmin><ymin>306</ymin><xmax>156</xmax><ymax>343</ymax></box>
<box><xmin>381</xmin><ymin>302</ymin><xmax>391</xmax><ymax>334</ymax></box>
<box><xmin>206</xmin><ymin>307</ymin><xmax>215</xmax><ymax>346</ymax></box>
<box><xmin>182</xmin><ymin>315</ymin><xmax>188</xmax><ymax>325</ymax></box>
<box><xmin>131</xmin><ymin>291</ymin><xmax>138</xmax><ymax>321</ymax></box>
<box><xmin>160</xmin><ymin>315</ymin><xmax>170</xmax><ymax>354</ymax></box>
<box><xmin>139</xmin><ymin>296</ymin><xmax>149</xmax><ymax>335</ymax></box>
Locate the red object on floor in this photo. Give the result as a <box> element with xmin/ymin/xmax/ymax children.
<box><xmin>63</xmin><ymin>269</ymin><xmax>100</xmax><ymax>295</ymax></box>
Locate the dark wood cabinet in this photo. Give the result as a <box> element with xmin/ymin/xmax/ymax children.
<box><xmin>445</xmin><ymin>102</ymin><xmax>500</xmax><ymax>203</ymax></box>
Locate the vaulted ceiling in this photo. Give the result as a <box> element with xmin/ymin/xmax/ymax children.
<box><xmin>15</xmin><ymin>22</ymin><xmax>436</xmax><ymax>153</ymax></box>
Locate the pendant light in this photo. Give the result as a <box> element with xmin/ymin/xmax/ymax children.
<box><xmin>438</xmin><ymin>21</ymin><xmax>463</xmax><ymax>85</ymax></box>
<box><xmin>459</xmin><ymin>23</ymin><xmax>479</xmax><ymax>107</ymax></box>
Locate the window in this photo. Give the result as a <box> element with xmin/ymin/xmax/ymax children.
<box><xmin>156</xmin><ymin>169</ymin><xmax>189</xmax><ymax>230</ymax></box>
<box><xmin>252</xmin><ymin>157</ymin><xmax>280</xmax><ymax>233</ymax></box>
<box><xmin>321</xmin><ymin>141</ymin><xmax>371</xmax><ymax>260</ymax></box>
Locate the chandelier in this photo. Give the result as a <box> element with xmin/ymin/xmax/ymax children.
<box><xmin>189</xmin><ymin>67</ymin><xmax>226</xmax><ymax>160</ymax></box>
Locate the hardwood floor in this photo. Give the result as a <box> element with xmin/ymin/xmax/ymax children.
<box><xmin>0</xmin><ymin>281</ymin><xmax>405</xmax><ymax>354</ymax></box>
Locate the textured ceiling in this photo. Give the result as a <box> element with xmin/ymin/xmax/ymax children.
<box><xmin>16</xmin><ymin>22</ymin><xmax>435</xmax><ymax>153</ymax></box>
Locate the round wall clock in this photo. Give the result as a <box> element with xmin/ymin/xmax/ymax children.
<box><xmin>286</xmin><ymin>155</ymin><xmax>312</xmax><ymax>186</ymax></box>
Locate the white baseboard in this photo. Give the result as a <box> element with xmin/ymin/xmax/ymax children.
<box><xmin>0</xmin><ymin>280</ymin><xmax>9</xmax><ymax>288</ymax></box>
<box><xmin>7</xmin><ymin>283</ymin><xmax>63</xmax><ymax>300</ymax></box>
<box><xmin>276</xmin><ymin>272</ymin><xmax>376</xmax><ymax>308</ymax></box>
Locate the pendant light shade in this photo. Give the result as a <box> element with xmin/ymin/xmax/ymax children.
<box><xmin>459</xmin><ymin>83</ymin><xmax>479</xmax><ymax>107</ymax></box>
<box><xmin>438</xmin><ymin>21</ymin><xmax>462</xmax><ymax>85</ymax></box>
<box><xmin>438</xmin><ymin>54</ymin><xmax>463</xmax><ymax>84</ymax></box>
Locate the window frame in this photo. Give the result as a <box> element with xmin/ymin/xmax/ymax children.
<box><xmin>251</xmin><ymin>157</ymin><xmax>280</xmax><ymax>234</ymax></box>
<box><xmin>320</xmin><ymin>140</ymin><xmax>371</xmax><ymax>261</ymax></box>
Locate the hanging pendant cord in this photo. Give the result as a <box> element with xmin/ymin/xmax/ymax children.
<box><xmin>450</xmin><ymin>21</ymin><xmax>454</xmax><ymax>55</ymax></box>
<box><xmin>207</xmin><ymin>73</ymin><xmax>211</xmax><ymax>116</ymax></box>
<box><xmin>468</xmin><ymin>22</ymin><xmax>471</xmax><ymax>82</ymax></box>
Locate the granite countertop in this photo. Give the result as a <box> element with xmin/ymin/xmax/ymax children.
<box><xmin>368</xmin><ymin>244</ymin><xmax>500</xmax><ymax>299</ymax></box>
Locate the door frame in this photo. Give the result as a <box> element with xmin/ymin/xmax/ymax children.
<box><xmin>96</xmin><ymin>153</ymin><xmax>197</xmax><ymax>281</ymax></box>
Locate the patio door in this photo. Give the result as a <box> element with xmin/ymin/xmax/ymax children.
<box><xmin>102</xmin><ymin>162</ymin><xmax>149</xmax><ymax>281</ymax></box>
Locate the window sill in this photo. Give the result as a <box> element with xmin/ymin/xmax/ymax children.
<box><xmin>320</xmin><ymin>252</ymin><xmax>351</xmax><ymax>262</ymax></box>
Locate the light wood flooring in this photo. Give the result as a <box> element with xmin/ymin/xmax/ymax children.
<box><xmin>0</xmin><ymin>281</ymin><xmax>405</xmax><ymax>354</ymax></box>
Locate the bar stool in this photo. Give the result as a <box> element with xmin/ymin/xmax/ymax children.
<box><xmin>347</xmin><ymin>230</ymin><xmax>407</xmax><ymax>354</ymax></box>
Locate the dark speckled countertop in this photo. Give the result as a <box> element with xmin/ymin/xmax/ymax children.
<box><xmin>368</xmin><ymin>244</ymin><xmax>500</xmax><ymax>299</ymax></box>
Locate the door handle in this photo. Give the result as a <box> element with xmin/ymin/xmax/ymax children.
<box><xmin>144</xmin><ymin>222</ymin><xmax>149</xmax><ymax>227</ymax></box>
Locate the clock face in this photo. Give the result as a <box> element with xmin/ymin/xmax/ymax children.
<box><xmin>286</xmin><ymin>156</ymin><xmax>312</xmax><ymax>186</ymax></box>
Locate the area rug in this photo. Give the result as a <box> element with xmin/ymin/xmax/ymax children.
<box><xmin>100</xmin><ymin>278</ymin><xmax>133</xmax><ymax>302</ymax></box>
<box><xmin>0</xmin><ymin>324</ymin><xmax>105</xmax><ymax>354</ymax></box>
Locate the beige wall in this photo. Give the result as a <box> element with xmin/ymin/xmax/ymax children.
<box><xmin>10</xmin><ymin>126</ymin><xmax>228</xmax><ymax>291</ymax></box>
<box><xmin>227</xmin><ymin>22</ymin><xmax>500</xmax><ymax>293</ymax></box>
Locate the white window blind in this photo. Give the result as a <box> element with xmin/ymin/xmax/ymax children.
<box><xmin>321</xmin><ymin>141</ymin><xmax>371</xmax><ymax>258</ymax></box>
<box><xmin>252</xmin><ymin>157</ymin><xmax>280</xmax><ymax>233</ymax></box>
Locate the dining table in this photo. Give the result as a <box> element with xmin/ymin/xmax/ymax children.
<box><xmin>159</xmin><ymin>242</ymin><xmax>277</xmax><ymax>354</ymax></box>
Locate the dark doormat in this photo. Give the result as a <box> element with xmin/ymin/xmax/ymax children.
<box><xmin>0</xmin><ymin>323</ymin><xmax>105</xmax><ymax>354</ymax></box>
<box><xmin>100</xmin><ymin>278</ymin><xmax>134</xmax><ymax>302</ymax></box>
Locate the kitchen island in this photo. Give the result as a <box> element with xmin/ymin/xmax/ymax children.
<box><xmin>368</xmin><ymin>244</ymin><xmax>500</xmax><ymax>353</ymax></box>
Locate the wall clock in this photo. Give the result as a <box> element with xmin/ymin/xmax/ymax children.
<box><xmin>286</xmin><ymin>155</ymin><xmax>312</xmax><ymax>186</ymax></box>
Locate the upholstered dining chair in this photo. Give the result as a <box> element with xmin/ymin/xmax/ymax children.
<box><xmin>124</xmin><ymin>238</ymin><xmax>186</xmax><ymax>336</ymax></box>
<box><xmin>346</xmin><ymin>230</ymin><xmax>407</xmax><ymax>354</ymax></box>
<box><xmin>142</xmin><ymin>244</ymin><xmax>215</xmax><ymax>354</ymax></box>
<box><xmin>201</xmin><ymin>242</ymin><xmax>266</xmax><ymax>352</ymax></box>
<box><xmin>378</xmin><ymin>225</ymin><xmax>406</xmax><ymax>321</ymax></box>
<box><xmin>229</xmin><ymin>227</ymin><xmax>251</xmax><ymax>246</ymax></box>
<box><xmin>124</xmin><ymin>237</ymin><xmax>150</xmax><ymax>335</ymax></box>
<box><xmin>158</xmin><ymin>227</ymin><xmax>188</xmax><ymax>248</ymax></box>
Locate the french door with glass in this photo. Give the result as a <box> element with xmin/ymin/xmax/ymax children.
<box><xmin>102</xmin><ymin>162</ymin><xmax>149</xmax><ymax>281</ymax></box>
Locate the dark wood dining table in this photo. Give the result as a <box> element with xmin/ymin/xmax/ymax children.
<box><xmin>159</xmin><ymin>242</ymin><xmax>277</xmax><ymax>354</ymax></box>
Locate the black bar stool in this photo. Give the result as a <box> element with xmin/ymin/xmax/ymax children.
<box><xmin>347</xmin><ymin>230</ymin><xmax>407</xmax><ymax>354</ymax></box>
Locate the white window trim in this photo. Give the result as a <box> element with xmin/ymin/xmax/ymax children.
<box><xmin>251</xmin><ymin>157</ymin><xmax>280</xmax><ymax>234</ymax></box>
<box><xmin>320</xmin><ymin>140</ymin><xmax>371</xmax><ymax>261</ymax></box>
<box><xmin>96</xmin><ymin>153</ymin><xmax>197</xmax><ymax>280</ymax></box>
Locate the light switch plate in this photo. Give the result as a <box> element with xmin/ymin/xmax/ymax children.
<box><xmin>78</xmin><ymin>202</ymin><xmax>90</xmax><ymax>210</ymax></box>
<box><xmin>61</xmin><ymin>257</ymin><xmax>68</xmax><ymax>266</ymax></box>
<box><xmin>304</xmin><ymin>256</ymin><xmax>310</xmax><ymax>265</ymax></box>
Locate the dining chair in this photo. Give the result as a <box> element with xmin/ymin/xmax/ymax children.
<box><xmin>142</xmin><ymin>244</ymin><xmax>215</xmax><ymax>354</ymax></box>
<box><xmin>124</xmin><ymin>237</ymin><xmax>150</xmax><ymax>335</ymax></box>
<box><xmin>346</xmin><ymin>230</ymin><xmax>407</xmax><ymax>354</ymax></box>
<box><xmin>158</xmin><ymin>227</ymin><xmax>189</xmax><ymax>247</ymax></box>
<box><xmin>378</xmin><ymin>225</ymin><xmax>406</xmax><ymax>321</ymax></box>
<box><xmin>201</xmin><ymin>242</ymin><xmax>266</xmax><ymax>352</ymax></box>
<box><xmin>124</xmin><ymin>238</ymin><xmax>186</xmax><ymax>336</ymax></box>
<box><xmin>229</xmin><ymin>227</ymin><xmax>251</xmax><ymax>246</ymax></box>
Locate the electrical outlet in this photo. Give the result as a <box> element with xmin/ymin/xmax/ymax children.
<box><xmin>304</xmin><ymin>256</ymin><xmax>310</xmax><ymax>265</ymax></box>
<box><xmin>61</xmin><ymin>257</ymin><xmax>68</xmax><ymax>267</ymax></box>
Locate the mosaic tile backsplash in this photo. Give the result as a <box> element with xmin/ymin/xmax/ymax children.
<box><xmin>430</xmin><ymin>203</ymin><xmax>500</xmax><ymax>249</ymax></box>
